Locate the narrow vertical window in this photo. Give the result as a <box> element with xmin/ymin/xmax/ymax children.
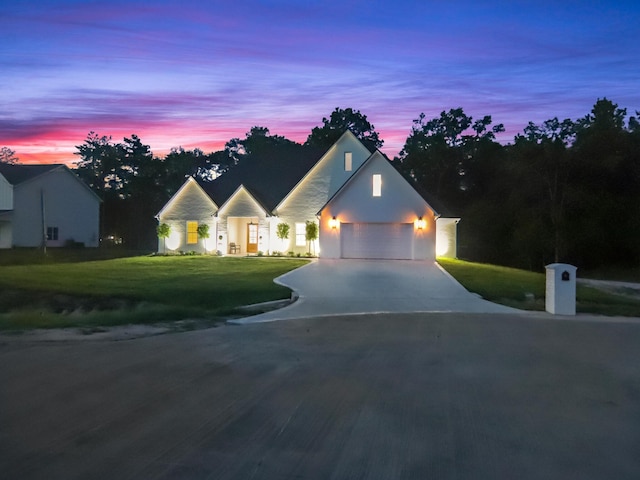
<box><xmin>46</xmin><ymin>226</ymin><xmax>59</xmax><ymax>241</ymax></box>
<box><xmin>295</xmin><ymin>223</ymin><xmax>306</xmax><ymax>246</ymax></box>
<box><xmin>186</xmin><ymin>221</ymin><xmax>198</xmax><ymax>244</ymax></box>
<box><xmin>372</xmin><ymin>174</ymin><xmax>382</xmax><ymax>197</ymax></box>
<box><xmin>344</xmin><ymin>152</ymin><xmax>352</xmax><ymax>171</ymax></box>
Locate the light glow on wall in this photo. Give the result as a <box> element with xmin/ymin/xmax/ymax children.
<box><xmin>204</xmin><ymin>237</ymin><xmax>215</xmax><ymax>252</ymax></box>
<box><xmin>165</xmin><ymin>230</ymin><xmax>181</xmax><ymax>250</ymax></box>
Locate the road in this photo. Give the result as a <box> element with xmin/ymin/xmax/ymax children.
<box><xmin>1</xmin><ymin>313</ymin><xmax>640</xmax><ymax>479</ymax></box>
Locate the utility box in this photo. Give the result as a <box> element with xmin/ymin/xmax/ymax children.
<box><xmin>545</xmin><ymin>263</ymin><xmax>577</xmax><ymax>315</ymax></box>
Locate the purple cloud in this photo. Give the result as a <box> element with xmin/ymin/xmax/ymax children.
<box><xmin>1</xmin><ymin>0</ymin><xmax>639</xmax><ymax>164</ymax></box>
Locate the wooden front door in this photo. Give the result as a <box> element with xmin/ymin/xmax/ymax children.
<box><xmin>247</xmin><ymin>223</ymin><xmax>258</xmax><ymax>253</ymax></box>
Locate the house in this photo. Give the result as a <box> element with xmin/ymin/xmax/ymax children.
<box><xmin>156</xmin><ymin>131</ymin><xmax>459</xmax><ymax>259</ymax></box>
<box><xmin>0</xmin><ymin>163</ymin><xmax>101</xmax><ymax>248</ymax></box>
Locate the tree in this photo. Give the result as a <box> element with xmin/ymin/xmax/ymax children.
<box><xmin>74</xmin><ymin>132</ymin><xmax>125</xmax><ymax>198</ymax></box>
<box><xmin>306</xmin><ymin>107</ymin><xmax>383</xmax><ymax>152</ymax></box>
<box><xmin>567</xmin><ymin>98</ymin><xmax>640</xmax><ymax>267</ymax></box>
<box><xmin>305</xmin><ymin>220</ymin><xmax>318</xmax><ymax>255</ymax></box>
<box><xmin>396</xmin><ymin>108</ymin><xmax>504</xmax><ymax>211</ymax></box>
<box><xmin>276</xmin><ymin>222</ymin><xmax>290</xmax><ymax>252</ymax></box>
<box><xmin>197</xmin><ymin>223</ymin><xmax>210</xmax><ymax>252</ymax></box>
<box><xmin>157</xmin><ymin>223</ymin><xmax>171</xmax><ymax>252</ymax></box>
<box><xmin>509</xmin><ymin>117</ymin><xmax>576</xmax><ymax>263</ymax></box>
<box><xmin>0</xmin><ymin>147</ymin><xmax>19</xmax><ymax>164</ymax></box>
<box><xmin>225</xmin><ymin>126</ymin><xmax>297</xmax><ymax>166</ymax></box>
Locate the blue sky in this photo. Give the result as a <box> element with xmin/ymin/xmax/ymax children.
<box><xmin>1</xmin><ymin>0</ymin><xmax>639</xmax><ymax>164</ymax></box>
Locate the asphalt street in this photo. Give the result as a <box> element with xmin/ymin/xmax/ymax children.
<box><xmin>1</xmin><ymin>312</ymin><xmax>639</xmax><ymax>479</ymax></box>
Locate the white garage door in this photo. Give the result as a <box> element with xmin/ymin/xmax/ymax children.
<box><xmin>341</xmin><ymin>223</ymin><xmax>414</xmax><ymax>259</ymax></box>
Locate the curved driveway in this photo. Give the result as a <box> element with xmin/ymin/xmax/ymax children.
<box><xmin>233</xmin><ymin>259</ymin><xmax>520</xmax><ymax>323</ymax></box>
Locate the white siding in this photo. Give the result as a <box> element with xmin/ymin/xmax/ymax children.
<box><xmin>0</xmin><ymin>174</ymin><xmax>13</xmax><ymax>210</ymax></box>
<box><xmin>157</xmin><ymin>178</ymin><xmax>217</xmax><ymax>253</ymax></box>
<box><xmin>319</xmin><ymin>152</ymin><xmax>436</xmax><ymax>260</ymax></box>
<box><xmin>436</xmin><ymin>217</ymin><xmax>460</xmax><ymax>258</ymax></box>
<box><xmin>217</xmin><ymin>186</ymin><xmax>269</xmax><ymax>254</ymax></box>
<box><xmin>12</xmin><ymin>168</ymin><xmax>100</xmax><ymax>248</ymax></box>
<box><xmin>0</xmin><ymin>221</ymin><xmax>12</xmax><ymax>249</ymax></box>
<box><xmin>275</xmin><ymin>131</ymin><xmax>370</xmax><ymax>254</ymax></box>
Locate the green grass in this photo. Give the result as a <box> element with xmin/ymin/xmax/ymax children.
<box><xmin>438</xmin><ymin>258</ymin><xmax>640</xmax><ymax>317</ymax></box>
<box><xmin>0</xmin><ymin>256</ymin><xmax>309</xmax><ymax>330</ymax></box>
<box><xmin>0</xmin><ymin>247</ymin><xmax>148</xmax><ymax>266</ymax></box>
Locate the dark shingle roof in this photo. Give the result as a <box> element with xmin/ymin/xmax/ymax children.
<box><xmin>198</xmin><ymin>143</ymin><xmax>326</xmax><ymax>212</ymax></box>
<box><xmin>0</xmin><ymin>163</ymin><xmax>62</xmax><ymax>185</ymax></box>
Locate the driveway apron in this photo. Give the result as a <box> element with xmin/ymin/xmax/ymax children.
<box><xmin>234</xmin><ymin>259</ymin><xmax>520</xmax><ymax>323</ymax></box>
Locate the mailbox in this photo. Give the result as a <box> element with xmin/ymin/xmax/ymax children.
<box><xmin>545</xmin><ymin>263</ymin><xmax>577</xmax><ymax>315</ymax></box>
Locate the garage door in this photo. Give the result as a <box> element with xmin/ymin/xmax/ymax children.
<box><xmin>341</xmin><ymin>223</ymin><xmax>414</xmax><ymax>259</ymax></box>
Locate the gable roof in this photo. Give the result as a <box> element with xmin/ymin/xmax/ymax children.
<box><xmin>0</xmin><ymin>163</ymin><xmax>102</xmax><ymax>203</ymax></box>
<box><xmin>216</xmin><ymin>184</ymin><xmax>271</xmax><ymax>216</ymax></box>
<box><xmin>317</xmin><ymin>150</ymin><xmax>443</xmax><ymax>216</ymax></box>
<box><xmin>274</xmin><ymin>130</ymin><xmax>372</xmax><ymax>212</ymax></box>
<box><xmin>198</xmin><ymin>142</ymin><xmax>326</xmax><ymax>212</ymax></box>
<box><xmin>157</xmin><ymin>176</ymin><xmax>217</xmax><ymax>218</ymax></box>
<box><xmin>0</xmin><ymin>163</ymin><xmax>61</xmax><ymax>185</ymax></box>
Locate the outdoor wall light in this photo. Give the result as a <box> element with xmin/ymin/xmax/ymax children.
<box><xmin>416</xmin><ymin>217</ymin><xmax>426</xmax><ymax>230</ymax></box>
<box><xmin>329</xmin><ymin>216</ymin><xmax>339</xmax><ymax>229</ymax></box>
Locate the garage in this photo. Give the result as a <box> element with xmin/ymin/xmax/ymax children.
<box><xmin>340</xmin><ymin>223</ymin><xmax>414</xmax><ymax>259</ymax></box>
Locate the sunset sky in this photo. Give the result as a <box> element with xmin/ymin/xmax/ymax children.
<box><xmin>2</xmin><ymin>0</ymin><xmax>639</xmax><ymax>165</ymax></box>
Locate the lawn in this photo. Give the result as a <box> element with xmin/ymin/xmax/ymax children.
<box><xmin>0</xmin><ymin>255</ymin><xmax>309</xmax><ymax>330</ymax></box>
<box><xmin>438</xmin><ymin>258</ymin><xmax>640</xmax><ymax>317</ymax></box>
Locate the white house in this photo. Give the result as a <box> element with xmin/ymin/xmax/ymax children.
<box><xmin>156</xmin><ymin>131</ymin><xmax>459</xmax><ymax>259</ymax></box>
<box><xmin>0</xmin><ymin>163</ymin><xmax>101</xmax><ymax>248</ymax></box>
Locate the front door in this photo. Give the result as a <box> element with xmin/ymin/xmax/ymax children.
<box><xmin>247</xmin><ymin>223</ymin><xmax>258</xmax><ymax>253</ymax></box>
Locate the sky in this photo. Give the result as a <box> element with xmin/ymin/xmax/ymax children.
<box><xmin>2</xmin><ymin>0</ymin><xmax>639</xmax><ymax>165</ymax></box>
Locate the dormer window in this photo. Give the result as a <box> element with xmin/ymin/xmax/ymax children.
<box><xmin>373</xmin><ymin>174</ymin><xmax>382</xmax><ymax>197</ymax></box>
<box><xmin>344</xmin><ymin>152</ymin><xmax>352</xmax><ymax>171</ymax></box>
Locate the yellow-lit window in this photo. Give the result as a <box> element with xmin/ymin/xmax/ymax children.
<box><xmin>373</xmin><ymin>174</ymin><xmax>382</xmax><ymax>197</ymax></box>
<box><xmin>187</xmin><ymin>221</ymin><xmax>198</xmax><ymax>244</ymax></box>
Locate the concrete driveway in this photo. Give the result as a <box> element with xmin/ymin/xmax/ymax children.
<box><xmin>234</xmin><ymin>259</ymin><xmax>519</xmax><ymax>323</ymax></box>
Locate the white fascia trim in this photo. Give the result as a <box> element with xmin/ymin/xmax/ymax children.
<box><xmin>216</xmin><ymin>184</ymin><xmax>270</xmax><ymax>216</ymax></box>
<box><xmin>156</xmin><ymin>177</ymin><xmax>218</xmax><ymax>218</ymax></box>
<box><xmin>274</xmin><ymin>130</ymin><xmax>363</xmax><ymax>213</ymax></box>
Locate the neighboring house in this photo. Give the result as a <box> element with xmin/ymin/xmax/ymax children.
<box><xmin>0</xmin><ymin>163</ymin><xmax>101</xmax><ymax>248</ymax></box>
<box><xmin>156</xmin><ymin>131</ymin><xmax>460</xmax><ymax>260</ymax></box>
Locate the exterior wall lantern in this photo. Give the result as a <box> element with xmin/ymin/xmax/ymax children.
<box><xmin>329</xmin><ymin>216</ymin><xmax>339</xmax><ymax>229</ymax></box>
<box><xmin>415</xmin><ymin>217</ymin><xmax>426</xmax><ymax>230</ymax></box>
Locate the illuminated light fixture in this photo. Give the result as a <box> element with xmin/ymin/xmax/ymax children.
<box><xmin>415</xmin><ymin>217</ymin><xmax>427</xmax><ymax>230</ymax></box>
<box><xmin>329</xmin><ymin>216</ymin><xmax>339</xmax><ymax>229</ymax></box>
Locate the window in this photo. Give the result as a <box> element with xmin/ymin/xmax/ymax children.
<box><xmin>295</xmin><ymin>223</ymin><xmax>306</xmax><ymax>246</ymax></box>
<box><xmin>373</xmin><ymin>174</ymin><xmax>382</xmax><ymax>197</ymax></box>
<box><xmin>344</xmin><ymin>152</ymin><xmax>352</xmax><ymax>171</ymax></box>
<box><xmin>46</xmin><ymin>226</ymin><xmax>58</xmax><ymax>241</ymax></box>
<box><xmin>186</xmin><ymin>221</ymin><xmax>198</xmax><ymax>244</ymax></box>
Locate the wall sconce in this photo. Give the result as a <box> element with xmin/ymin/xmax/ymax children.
<box><xmin>415</xmin><ymin>217</ymin><xmax>426</xmax><ymax>230</ymax></box>
<box><xmin>329</xmin><ymin>216</ymin><xmax>339</xmax><ymax>229</ymax></box>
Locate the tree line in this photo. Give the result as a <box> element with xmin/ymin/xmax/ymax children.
<box><xmin>6</xmin><ymin>102</ymin><xmax>637</xmax><ymax>271</ymax></box>
<box><xmin>395</xmin><ymin>99</ymin><xmax>640</xmax><ymax>270</ymax></box>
